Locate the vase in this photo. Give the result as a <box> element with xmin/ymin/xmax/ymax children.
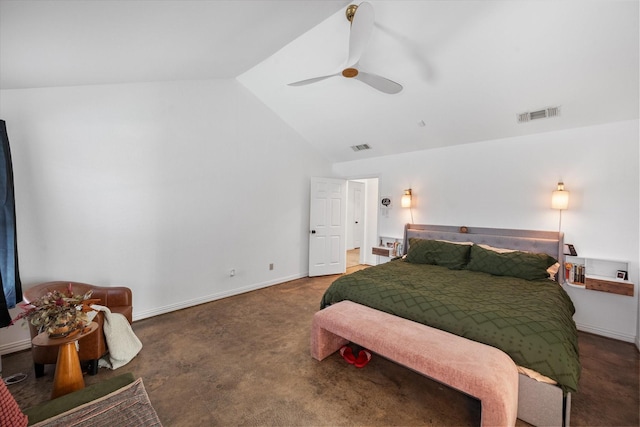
<box><xmin>47</xmin><ymin>309</ymin><xmax>79</xmax><ymax>338</ymax></box>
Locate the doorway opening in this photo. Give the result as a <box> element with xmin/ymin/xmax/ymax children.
<box><xmin>347</xmin><ymin>248</ymin><xmax>360</xmax><ymax>268</ymax></box>
<box><xmin>345</xmin><ymin>178</ymin><xmax>379</xmax><ymax>268</ymax></box>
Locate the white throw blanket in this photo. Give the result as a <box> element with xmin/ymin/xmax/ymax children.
<box><xmin>91</xmin><ymin>304</ymin><xmax>143</xmax><ymax>370</ymax></box>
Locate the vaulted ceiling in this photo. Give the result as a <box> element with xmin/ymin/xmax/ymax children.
<box><xmin>1</xmin><ymin>1</ymin><xmax>638</xmax><ymax>162</ymax></box>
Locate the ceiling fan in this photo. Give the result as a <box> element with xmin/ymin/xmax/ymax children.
<box><xmin>288</xmin><ymin>2</ymin><xmax>402</xmax><ymax>95</ymax></box>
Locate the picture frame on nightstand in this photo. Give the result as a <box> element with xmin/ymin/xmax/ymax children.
<box><xmin>564</xmin><ymin>243</ymin><xmax>578</xmax><ymax>256</ymax></box>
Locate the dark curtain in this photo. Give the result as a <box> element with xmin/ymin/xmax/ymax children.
<box><xmin>0</xmin><ymin>120</ymin><xmax>21</xmax><ymax>327</ymax></box>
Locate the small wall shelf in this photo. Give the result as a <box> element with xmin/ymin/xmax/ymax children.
<box><xmin>564</xmin><ymin>256</ymin><xmax>634</xmax><ymax>296</ymax></box>
<box><xmin>372</xmin><ymin>236</ymin><xmax>403</xmax><ymax>259</ymax></box>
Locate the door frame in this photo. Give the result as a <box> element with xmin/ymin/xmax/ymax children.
<box><xmin>345</xmin><ymin>177</ymin><xmax>379</xmax><ymax>267</ymax></box>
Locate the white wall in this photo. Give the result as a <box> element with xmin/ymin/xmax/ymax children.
<box><xmin>333</xmin><ymin>120</ymin><xmax>639</xmax><ymax>343</ymax></box>
<box><xmin>0</xmin><ymin>79</ymin><xmax>333</xmax><ymax>353</ymax></box>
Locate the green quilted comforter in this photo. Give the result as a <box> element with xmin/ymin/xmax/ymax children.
<box><xmin>320</xmin><ymin>260</ymin><xmax>580</xmax><ymax>392</ymax></box>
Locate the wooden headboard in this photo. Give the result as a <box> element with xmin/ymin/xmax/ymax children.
<box><xmin>403</xmin><ymin>224</ymin><xmax>564</xmax><ymax>280</ymax></box>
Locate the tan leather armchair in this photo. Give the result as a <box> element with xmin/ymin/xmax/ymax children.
<box><xmin>23</xmin><ymin>281</ymin><xmax>133</xmax><ymax>376</ymax></box>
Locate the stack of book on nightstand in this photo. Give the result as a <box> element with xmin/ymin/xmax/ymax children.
<box><xmin>564</xmin><ymin>262</ymin><xmax>585</xmax><ymax>284</ymax></box>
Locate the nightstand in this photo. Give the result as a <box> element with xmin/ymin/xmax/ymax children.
<box><xmin>564</xmin><ymin>256</ymin><xmax>634</xmax><ymax>296</ymax></box>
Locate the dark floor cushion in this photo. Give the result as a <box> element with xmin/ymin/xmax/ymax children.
<box><xmin>30</xmin><ymin>376</ymin><xmax>160</xmax><ymax>426</ymax></box>
<box><xmin>24</xmin><ymin>372</ymin><xmax>136</xmax><ymax>425</ymax></box>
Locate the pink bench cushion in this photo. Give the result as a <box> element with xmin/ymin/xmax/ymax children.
<box><xmin>0</xmin><ymin>377</ymin><xmax>28</xmax><ymax>427</ymax></box>
<box><xmin>311</xmin><ymin>300</ymin><xmax>519</xmax><ymax>426</ymax></box>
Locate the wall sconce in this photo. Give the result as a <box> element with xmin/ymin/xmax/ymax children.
<box><xmin>551</xmin><ymin>182</ymin><xmax>569</xmax><ymax>210</ymax></box>
<box><xmin>401</xmin><ymin>189</ymin><xmax>414</xmax><ymax>223</ymax></box>
<box><xmin>551</xmin><ymin>181</ymin><xmax>569</xmax><ymax>232</ymax></box>
<box><xmin>401</xmin><ymin>189</ymin><xmax>412</xmax><ymax>208</ymax></box>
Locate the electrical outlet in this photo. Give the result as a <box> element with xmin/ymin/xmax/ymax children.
<box><xmin>269</xmin><ymin>263</ymin><xmax>274</xmax><ymax>270</ymax></box>
<box><xmin>230</xmin><ymin>269</ymin><xmax>235</xmax><ymax>277</ymax></box>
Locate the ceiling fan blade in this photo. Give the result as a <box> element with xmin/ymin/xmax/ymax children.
<box><xmin>354</xmin><ymin>71</ymin><xmax>403</xmax><ymax>94</ymax></box>
<box><xmin>287</xmin><ymin>73</ymin><xmax>340</xmax><ymax>86</ymax></box>
<box><xmin>346</xmin><ymin>2</ymin><xmax>374</xmax><ymax>67</ymax></box>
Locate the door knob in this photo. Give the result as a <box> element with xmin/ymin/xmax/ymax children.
<box><xmin>311</xmin><ymin>230</ymin><xmax>316</xmax><ymax>234</ymax></box>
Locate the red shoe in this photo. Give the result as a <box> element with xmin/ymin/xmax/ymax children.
<box><xmin>354</xmin><ymin>350</ymin><xmax>372</xmax><ymax>368</ymax></box>
<box><xmin>339</xmin><ymin>345</ymin><xmax>356</xmax><ymax>364</ymax></box>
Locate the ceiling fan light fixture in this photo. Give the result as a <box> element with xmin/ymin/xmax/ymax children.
<box><xmin>342</xmin><ymin>68</ymin><xmax>359</xmax><ymax>78</ymax></box>
<box><xmin>287</xmin><ymin>2</ymin><xmax>403</xmax><ymax>94</ymax></box>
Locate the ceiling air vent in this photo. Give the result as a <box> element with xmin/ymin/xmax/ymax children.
<box><xmin>351</xmin><ymin>144</ymin><xmax>371</xmax><ymax>152</ymax></box>
<box><xmin>517</xmin><ymin>106</ymin><xmax>561</xmax><ymax>123</ymax></box>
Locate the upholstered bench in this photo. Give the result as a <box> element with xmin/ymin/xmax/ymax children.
<box><xmin>310</xmin><ymin>301</ymin><xmax>519</xmax><ymax>427</ymax></box>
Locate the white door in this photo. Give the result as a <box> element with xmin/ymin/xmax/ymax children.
<box><xmin>309</xmin><ymin>177</ymin><xmax>346</xmax><ymax>277</ymax></box>
<box><xmin>351</xmin><ymin>181</ymin><xmax>365</xmax><ymax>248</ymax></box>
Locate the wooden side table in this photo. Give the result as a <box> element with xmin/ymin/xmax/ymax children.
<box><xmin>32</xmin><ymin>322</ymin><xmax>99</xmax><ymax>399</ymax></box>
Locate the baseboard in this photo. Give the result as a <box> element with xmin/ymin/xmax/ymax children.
<box><xmin>132</xmin><ymin>272</ymin><xmax>308</xmax><ymax>321</ymax></box>
<box><xmin>575</xmin><ymin>322</ymin><xmax>636</xmax><ymax>343</ymax></box>
<box><xmin>0</xmin><ymin>273</ymin><xmax>308</xmax><ymax>356</ymax></box>
<box><xmin>0</xmin><ymin>338</ymin><xmax>32</xmax><ymax>355</ymax></box>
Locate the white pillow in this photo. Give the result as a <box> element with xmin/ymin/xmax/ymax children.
<box><xmin>547</xmin><ymin>262</ymin><xmax>560</xmax><ymax>280</ymax></box>
<box><xmin>436</xmin><ymin>239</ymin><xmax>474</xmax><ymax>245</ymax></box>
<box><xmin>477</xmin><ymin>243</ymin><xmax>516</xmax><ymax>253</ymax></box>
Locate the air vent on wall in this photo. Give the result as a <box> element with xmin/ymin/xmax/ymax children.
<box><xmin>517</xmin><ymin>106</ymin><xmax>561</xmax><ymax>123</ymax></box>
<box><xmin>351</xmin><ymin>144</ymin><xmax>371</xmax><ymax>152</ymax></box>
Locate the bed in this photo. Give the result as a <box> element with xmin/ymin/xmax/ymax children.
<box><xmin>320</xmin><ymin>224</ymin><xmax>580</xmax><ymax>426</ymax></box>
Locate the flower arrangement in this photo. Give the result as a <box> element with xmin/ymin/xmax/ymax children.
<box><xmin>11</xmin><ymin>283</ymin><xmax>99</xmax><ymax>337</ymax></box>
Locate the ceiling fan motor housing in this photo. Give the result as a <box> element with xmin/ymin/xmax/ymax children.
<box><xmin>342</xmin><ymin>68</ymin><xmax>359</xmax><ymax>78</ymax></box>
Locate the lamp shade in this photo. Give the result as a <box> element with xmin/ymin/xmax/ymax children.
<box><xmin>551</xmin><ymin>182</ymin><xmax>569</xmax><ymax>210</ymax></box>
<box><xmin>401</xmin><ymin>189</ymin><xmax>412</xmax><ymax>208</ymax></box>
